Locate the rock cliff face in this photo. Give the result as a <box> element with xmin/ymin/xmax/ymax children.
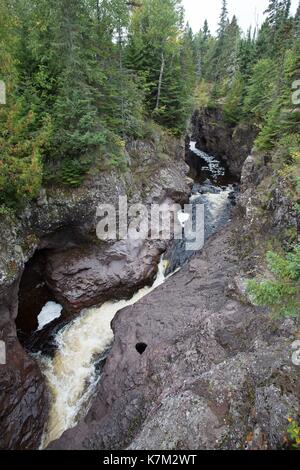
<box><xmin>239</xmin><ymin>152</ymin><xmax>299</xmax><ymax>241</ymax></box>
<box><xmin>0</xmin><ymin>135</ymin><xmax>190</xmax><ymax>449</ymax></box>
<box><xmin>191</xmin><ymin>108</ymin><xmax>258</xmax><ymax>178</ymax></box>
<box><xmin>0</xmin><ymin>282</ymin><xmax>48</xmax><ymax>450</ymax></box>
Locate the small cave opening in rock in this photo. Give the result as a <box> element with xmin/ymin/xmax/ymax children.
<box><xmin>16</xmin><ymin>249</ymin><xmax>64</xmax><ymax>355</ymax></box>
<box><xmin>136</xmin><ymin>342</ymin><xmax>148</xmax><ymax>355</ymax></box>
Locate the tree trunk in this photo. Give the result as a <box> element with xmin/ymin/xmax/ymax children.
<box><xmin>118</xmin><ymin>23</ymin><xmax>125</xmax><ymax>136</ymax></box>
<box><xmin>155</xmin><ymin>52</ymin><xmax>165</xmax><ymax>111</ymax></box>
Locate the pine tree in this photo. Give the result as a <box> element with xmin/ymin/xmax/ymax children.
<box><xmin>217</xmin><ymin>0</ymin><xmax>229</xmax><ymax>40</ymax></box>
<box><xmin>294</xmin><ymin>0</ymin><xmax>300</xmax><ymax>35</ymax></box>
<box><xmin>223</xmin><ymin>71</ymin><xmax>244</xmax><ymax>124</ymax></box>
<box><xmin>47</xmin><ymin>1</ymin><xmax>106</xmax><ymax>160</ymax></box>
<box><xmin>223</xmin><ymin>16</ymin><xmax>241</xmax><ymax>82</ymax></box>
<box><xmin>244</xmin><ymin>58</ymin><xmax>276</xmax><ymax>121</ymax></box>
<box><xmin>278</xmin><ymin>34</ymin><xmax>300</xmax><ymax>135</ymax></box>
<box><xmin>206</xmin><ymin>0</ymin><xmax>233</xmax><ymax>83</ymax></box>
<box><xmin>0</xmin><ymin>0</ymin><xmax>50</xmax><ymax>210</ymax></box>
<box><xmin>194</xmin><ymin>20</ymin><xmax>211</xmax><ymax>81</ymax></box>
<box><xmin>203</xmin><ymin>19</ymin><xmax>210</xmax><ymax>40</ymax></box>
<box><xmin>262</xmin><ymin>0</ymin><xmax>293</xmax><ymax>57</ymax></box>
<box><xmin>264</xmin><ymin>0</ymin><xmax>291</xmax><ymax>26</ymax></box>
<box><xmin>239</xmin><ymin>28</ymin><xmax>257</xmax><ymax>82</ymax></box>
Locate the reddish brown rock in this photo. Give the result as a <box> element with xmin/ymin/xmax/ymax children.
<box><xmin>44</xmin><ymin>238</ymin><xmax>165</xmax><ymax>313</ymax></box>
<box><xmin>0</xmin><ymin>285</ymin><xmax>48</xmax><ymax>450</ymax></box>
<box><xmin>191</xmin><ymin>108</ymin><xmax>258</xmax><ymax>178</ymax></box>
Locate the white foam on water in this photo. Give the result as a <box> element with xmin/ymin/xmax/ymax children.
<box><xmin>38</xmin><ymin>258</ymin><xmax>170</xmax><ymax>448</ymax></box>
<box><xmin>177</xmin><ymin>210</ymin><xmax>190</xmax><ymax>227</ymax></box>
<box><xmin>205</xmin><ymin>187</ymin><xmax>232</xmax><ymax>219</ymax></box>
<box><xmin>37</xmin><ymin>302</ymin><xmax>63</xmax><ymax>331</ymax></box>
<box><xmin>189</xmin><ymin>141</ymin><xmax>225</xmax><ymax>178</ymax></box>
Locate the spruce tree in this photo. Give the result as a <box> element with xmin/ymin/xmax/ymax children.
<box><xmin>217</xmin><ymin>0</ymin><xmax>229</xmax><ymax>40</ymax></box>
<box><xmin>294</xmin><ymin>0</ymin><xmax>300</xmax><ymax>35</ymax></box>
<box><xmin>244</xmin><ymin>59</ymin><xmax>275</xmax><ymax>121</ymax></box>
<box><xmin>194</xmin><ymin>20</ymin><xmax>212</xmax><ymax>81</ymax></box>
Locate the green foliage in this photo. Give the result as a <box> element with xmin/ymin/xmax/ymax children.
<box><xmin>247</xmin><ymin>243</ymin><xmax>300</xmax><ymax>317</ymax></box>
<box><xmin>205</xmin><ymin>11</ymin><xmax>241</xmax><ymax>85</ymax></box>
<box><xmin>99</xmin><ymin>132</ymin><xmax>127</xmax><ymax>170</ymax></box>
<box><xmin>196</xmin><ymin>0</ymin><xmax>299</xmax><ymax>160</ymax></box>
<box><xmin>277</xmin><ymin>134</ymin><xmax>300</xmax><ymax>161</ymax></box>
<box><xmin>287</xmin><ymin>418</ymin><xmax>300</xmax><ymax>449</ymax></box>
<box><xmin>194</xmin><ymin>80</ymin><xmax>214</xmax><ymax>109</ymax></box>
<box><xmin>1</xmin><ymin>0</ymin><xmax>299</xmax><ymax>213</ymax></box>
<box><xmin>223</xmin><ymin>72</ymin><xmax>244</xmax><ymax>124</ymax></box>
<box><xmin>60</xmin><ymin>158</ymin><xmax>92</xmax><ymax>188</ymax></box>
<box><xmin>243</xmin><ymin>59</ymin><xmax>275</xmax><ymax>120</ymax></box>
<box><xmin>0</xmin><ymin>106</ymin><xmax>50</xmax><ymax>209</ymax></box>
<box><xmin>238</xmin><ymin>28</ymin><xmax>257</xmax><ymax>81</ymax></box>
<box><xmin>0</xmin><ymin>0</ymin><xmax>198</xmax><ymax>211</ymax></box>
<box><xmin>126</xmin><ymin>0</ymin><xmax>194</xmax><ymax>134</ymax></box>
<box><xmin>254</xmin><ymin>105</ymin><xmax>281</xmax><ymax>151</ymax></box>
<box><xmin>0</xmin><ymin>204</ymin><xmax>15</xmax><ymax>218</ymax></box>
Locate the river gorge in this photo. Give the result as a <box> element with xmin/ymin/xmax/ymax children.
<box><xmin>0</xmin><ymin>110</ymin><xmax>299</xmax><ymax>451</ymax></box>
<box><xmin>20</xmin><ymin>138</ymin><xmax>238</xmax><ymax>448</ymax></box>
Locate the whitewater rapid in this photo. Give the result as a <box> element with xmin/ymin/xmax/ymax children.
<box><xmin>38</xmin><ymin>258</ymin><xmax>169</xmax><ymax>448</ymax></box>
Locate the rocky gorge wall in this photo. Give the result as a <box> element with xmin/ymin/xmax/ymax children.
<box><xmin>190</xmin><ymin>107</ymin><xmax>299</xmax><ymax>257</ymax></box>
<box><xmin>238</xmin><ymin>152</ymin><xmax>299</xmax><ymax>266</ymax></box>
<box><xmin>0</xmin><ymin>134</ymin><xmax>191</xmax><ymax>450</ymax></box>
<box><xmin>190</xmin><ymin>108</ymin><xmax>258</xmax><ymax>178</ymax></box>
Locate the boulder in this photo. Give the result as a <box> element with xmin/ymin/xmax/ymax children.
<box><xmin>44</xmin><ymin>238</ymin><xmax>165</xmax><ymax>313</ymax></box>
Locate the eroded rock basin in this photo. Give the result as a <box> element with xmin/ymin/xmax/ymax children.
<box><xmin>0</xmin><ymin>136</ymin><xmax>192</xmax><ymax>450</ymax></box>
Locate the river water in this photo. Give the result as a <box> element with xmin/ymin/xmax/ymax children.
<box><xmin>36</xmin><ymin>141</ymin><xmax>238</xmax><ymax>448</ymax></box>
<box><xmin>38</xmin><ymin>258</ymin><xmax>170</xmax><ymax>448</ymax></box>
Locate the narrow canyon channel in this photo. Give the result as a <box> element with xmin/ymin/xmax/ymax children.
<box><xmin>22</xmin><ymin>141</ymin><xmax>238</xmax><ymax>448</ymax></box>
